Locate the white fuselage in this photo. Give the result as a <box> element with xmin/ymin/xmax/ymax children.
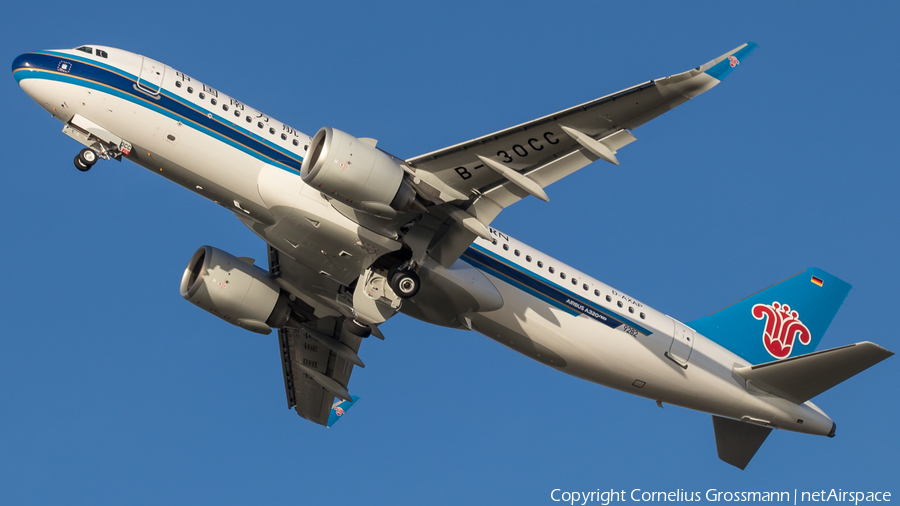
<box><xmin>14</xmin><ymin>46</ymin><xmax>834</xmax><ymax>437</ymax></box>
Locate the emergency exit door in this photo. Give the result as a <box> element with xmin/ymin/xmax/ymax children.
<box><xmin>668</xmin><ymin>320</ymin><xmax>694</xmax><ymax>367</ymax></box>
<box><xmin>137</xmin><ymin>57</ymin><xmax>165</xmax><ymax>95</ymax></box>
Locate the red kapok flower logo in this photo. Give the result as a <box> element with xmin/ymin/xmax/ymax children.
<box><xmin>752</xmin><ymin>302</ymin><xmax>812</xmax><ymax>359</ymax></box>
<box><xmin>729</xmin><ymin>56</ymin><xmax>739</xmax><ymax>68</ymax></box>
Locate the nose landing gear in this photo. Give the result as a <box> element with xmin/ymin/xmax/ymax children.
<box><xmin>74</xmin><ymin>148</ymin><xmax>98</xmax><ymax>172</ymax></box>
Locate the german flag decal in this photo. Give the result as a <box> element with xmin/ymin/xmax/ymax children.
<box><xmin>811</xmin><ymin>276</ymin><xmax>824</xmax><ymax>287</ymax></box>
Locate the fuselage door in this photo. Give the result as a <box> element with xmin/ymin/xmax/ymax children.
<box><xmin>137</xmin><ymin>57</ymin><xmax>165</xmax><ymax>95</ymax></box>
<box><xmin>668</xmin><ymin>320</ymin><xmax>695</xmax><ymax>366</ymax></box>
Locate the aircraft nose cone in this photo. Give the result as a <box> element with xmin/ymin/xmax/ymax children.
<box><xmin>12</xmin><ymin>53</ymin><xmax>35</xmax><ymax>83</ymax></box>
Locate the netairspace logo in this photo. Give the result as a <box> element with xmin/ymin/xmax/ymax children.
<box><xmin>549</xmin><ymin>489</ymin><xmax>892</xmax><ymax>506</ymax></box>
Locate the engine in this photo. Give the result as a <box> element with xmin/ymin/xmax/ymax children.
<box><xmin>179</xmin><ymin>246</ymin><xmax>304</xmax><ymax>335</ymax></box>
<box><xmin>300</xmin><ymin>127</ymin><xmax>418</xmax><ymax>216</ymax></box>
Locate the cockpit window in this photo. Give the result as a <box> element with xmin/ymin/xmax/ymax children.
<box><xmin>74</xmin><ymin>46</ymin><xmax>108</xmax><ymax>58</ymax></box>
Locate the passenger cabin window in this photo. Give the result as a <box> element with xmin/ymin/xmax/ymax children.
<box><xmin>548</xmin><ymin>267</ymin><xmax>555</xmax><ymax>274</ymax></box>
<box><xmin>525</xmin><ymin>255</ymin><xmax>532</xmax><ymax>262</ymax></box>
<box><xmin>594</xmin><ymin>289</ymin><xmax>600</xmax><ymax>296</ymax></box>
<box><xmin>514</xmin><ymin>250</ymin><xmax>520</xmax><ymax>256</ymax></box>
<box><xmin>502</xmin><ymin>244</ymin><xmax>509</xmax><ymax>251</ymax></box>
<box><xmin>187</xmin><ymin>87</ymin><xmax>194</xmax><ymax>94</ymax></box>
<box><xmin>537</xmin><ymin>261</ymin><xmax>543</xmax><ymax>268</ymax></box>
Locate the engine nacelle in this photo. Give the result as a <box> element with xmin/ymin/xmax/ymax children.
<box><xmin>179</xmin><ymin>246</ymin><xmax>301</xmax><ymax>335</ymax></box>
<box><xmin>301</xmin><ymin>127</ymin><xmax>417</xmax><ymax>215</ymax></box>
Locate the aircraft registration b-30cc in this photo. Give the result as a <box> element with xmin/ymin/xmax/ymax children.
<box><xmin>12</xmin><ymin>42</ymin><xmax>893</xmax><ymax>469</ymax></box>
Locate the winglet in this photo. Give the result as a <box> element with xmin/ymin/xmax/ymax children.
<box><xmin>654</xmin><ymin>43</ymin><xmax>758</xmax><ymax>101</ymax></box>
<box><xmin>702</xmin><ymin>42</ymin><xmax>758</xmax><ymax>82</ymax></box>
<box><xmin>326</xmin><ymin>395</ymin><xmax>360</xmax><ymax>428</ymax></box>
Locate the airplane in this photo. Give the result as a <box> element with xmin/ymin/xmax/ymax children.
<box><xmin>12</xmin><ymin>42</ymin><xmax>893</xmax><ymax>469</ymax></box>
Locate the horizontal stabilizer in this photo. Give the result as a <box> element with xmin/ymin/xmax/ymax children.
<box><xmin>734</xmin><ymin>342</ymin><xmax>894</xmax><ymax>404</ymax></box>
<box><xmin>712</xmin><ymin>415</ymin><xmax>772</xmax><ymax>470</ymax></box>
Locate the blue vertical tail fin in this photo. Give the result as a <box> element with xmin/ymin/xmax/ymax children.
<box><xmin>688</xmin><ymin>268</ymin><xmax>851</xmax><ymax>365</ymax></box>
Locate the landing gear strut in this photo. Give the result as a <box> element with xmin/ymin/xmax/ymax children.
<box><xmin>74</xmin><ymin>148</ymin><xmax>98</xmax><ymax>172</ymax></box>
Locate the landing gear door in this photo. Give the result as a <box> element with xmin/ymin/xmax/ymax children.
<box><xmin>668</xmin><ymin>320</ymin><xmax>695</xmax><ymax>366</ymax></box>
<box><xmin>137</xmin><ymin>57</ymin><xmax>165</xmax><ymax>95</ymax></box>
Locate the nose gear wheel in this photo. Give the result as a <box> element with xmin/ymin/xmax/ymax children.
<box><xmin>74</xmin><ymin>148</ymin><xmax>98</xmax><ymax>172</ymax></box>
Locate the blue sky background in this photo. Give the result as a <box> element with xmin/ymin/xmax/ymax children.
<box><xmin>2</xmin><ymin>2</ymin><xmax>898</xmax><ymax>504</ymax></box>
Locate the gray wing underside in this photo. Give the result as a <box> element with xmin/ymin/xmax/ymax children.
<box><xmin>267</xmin><ymin>246</ymin><xmax>362</xmax><ymax>426</ymax></box>
<box><xmin>276</xmin><ymin>321</ymin><xmax>361</xmax><ymax>425</ymax></box>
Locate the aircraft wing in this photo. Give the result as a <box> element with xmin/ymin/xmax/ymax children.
<box><xmin>409</xmin><ymin>43</ymin><xmax>756</xmax><ymax>267</ymax></box>
<box><xmin>267</xmin><ymin>246</ymin><xmax>365</xmax><ymax>427</ymax></box>
<box><xmin>276</xmin><ymin>321</ymin><xmax>362</xmax><ymax>426</ymax></box>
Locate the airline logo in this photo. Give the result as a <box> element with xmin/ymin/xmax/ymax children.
<box><xmin>728</xmin><ymin>56</ymin><xmax>739</xmax><ymax>68</ymax></box>
<box><xmin>335</xmin><ymin>406</ymin><xmax>345</xmax><ymax>417</ymax></box>
<box><xmin>57</xmin><ymin>60</ymin><xmax>72</xmax><ymax>73</ymax></box>
<box><xmin>752</xmin><ymin>302</ymin><xmax>811</xmax><ymax>359</ymax></box>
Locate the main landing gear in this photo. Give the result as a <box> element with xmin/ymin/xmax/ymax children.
<box><xmin>74</xmin><ymin>148</ymin><xmax>98</xmax><ymax>172</ymax></box>
<box><xmin>389</xmin><ymin>263</ymin><xmax>420</xmax><ymax>299</ymax></box>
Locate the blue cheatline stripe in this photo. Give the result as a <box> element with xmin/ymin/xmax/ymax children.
<box><xmin>13</xmin><ymin>52</ymin><xmax>304</xmax><ymax>173</ymax></box>
<box><xmin>461</xmin><ymin>243</ymin><xmax>653</xmax><ymax>335</ymax></box>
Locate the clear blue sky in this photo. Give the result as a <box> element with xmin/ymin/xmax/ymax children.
<box><xmin>2</xmin><ymin>2</ymin><xmax>898</xmax><ymax>504</ymax></box>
